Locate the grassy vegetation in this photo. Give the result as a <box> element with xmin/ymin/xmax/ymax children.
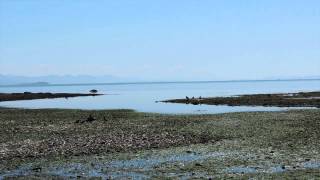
<box><xmin>0</xmin><ymin>108</ymin><xmax>319</xmax><ymax>178</ymax></box>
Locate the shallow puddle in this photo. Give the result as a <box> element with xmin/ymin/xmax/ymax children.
<box><xmin>0</xmin><ymin>152</ymin><xmax>227</xmax><ymax>179</ymax></box>
<box><xmin>302</xmin><ymin>161</ymin><xmax>320</xmax><ymax>169</ymax></box>
<box><xmin>225</xmin><ymin>161</ymin><xmax>320</xmax><ymax>175</ymax></box>
<box><xmin>107</xmin><ymin>152</ymin><xmax>226</xmax><ymax>169</ymax></box>
<box><xmin>1</xmin><ymin>152</ymin><xmax>319</xmax><ymax>179</ymax></box>
<box><xmin>226</xmin><ymin>166</ymin><xmax>258</xmax><ymax>174</ymax></box>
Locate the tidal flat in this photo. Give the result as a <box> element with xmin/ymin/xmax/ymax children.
<box><xmin>162</xmin><ymin>91</ymin><xmax>320</xmax><ymax>107</ymax></box>
<box><xmin>0</xmin><ymin>108</ymin><xmax>319</xmax><ymax>179</ymax></box>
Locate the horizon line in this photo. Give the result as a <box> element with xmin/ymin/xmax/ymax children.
<box><xmin>1</xmin><ymin>78</ymin><xmax>320</xmax><ymax>88</ymax></box>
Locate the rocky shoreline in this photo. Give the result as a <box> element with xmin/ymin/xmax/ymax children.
<box><xmin>0</xmin><ymin>108</ymin><xmax>319</xmax><ymax>179</ymax></box>
<box><xmin>162</xmin><ymin>91</ymin><xmax>320</xmax><ymax>107</ymax></box>
<box><xmin>0</xmin><ymin>92</ymin><xmax>103</xmax><ymax>102</ymax></box>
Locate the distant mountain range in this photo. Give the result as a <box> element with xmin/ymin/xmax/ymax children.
<box><xmin>0</xmin><ymin>74</ymin><xmax>319</xmax><ymax>86</ymax></box>
<box><xmin>0</xmin><ymin>74</ymin><xmax>133</xmax><ymax>86</ymax></box>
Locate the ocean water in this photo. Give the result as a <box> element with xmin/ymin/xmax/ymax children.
<box><xmin>0</xmin><ymin>80</ymin><xmax>319</xmax><ymax>114</ymax></box>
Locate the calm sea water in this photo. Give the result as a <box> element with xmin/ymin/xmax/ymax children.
<box><xmin>0</xmin><ymin>80</ymin><xmax>319</xmax><ymax>114</ymax></box>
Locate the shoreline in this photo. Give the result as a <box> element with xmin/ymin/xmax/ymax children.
<box><xmin>0</xmin><ymin>92</ymin><xmax>103</xmax><ymax>102</ymax></box>
<box><xmin>0</xmin><ymin>108</ymin><xmax>319</xmax><ymax>178</ymax></box>
<box><xmin>162</xmin><ymin>91</ymin><xmax>320</xmax><ymax>108</ymax></box>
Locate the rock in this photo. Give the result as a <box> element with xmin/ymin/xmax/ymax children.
<box><xmin>75</xmin><ymin>114</ymin><xmax>96</xmax><ymax>123</ymax></box>
<box><xmin>90</xmin><ymin>89</ymin><xmax>98</xmax><ymax>94</ymax></box>
<box><xmin>86</xmin><ymin>114</ymin><xmax>96</xmax><ymax>122</ymax></box>
<box><xmin>265</xmin><ymin>156</ymin><xmax>272</xmax><ymax>159</ymax></box>
<box><xmin>179</xmin><ymin>163</ymin><xmax>185</xmax><ymax>167</ymax></box>
<box><xmin>191</xmin><ymin>101</ymin><xmax>200</xmax><ymax>105</ymax></box>
<box><xmin>32</xmin><ymin>167</ymin><xmax>42</xmax><ymax>172</ymax></box>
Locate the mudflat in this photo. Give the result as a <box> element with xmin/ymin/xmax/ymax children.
<box><xmin>162</xmin><ymin>91</ymin><xmax>320</xmax><ymax>107</ymax></box>
<box><xmin>0</xmin><ymin>92</ymin><xmax>103</xmax><ymax>102</ymax></box>
<box><xmin>0</xmin><ymin>108</ymin><xmax>319</xmax><ymax>179</ymax></box>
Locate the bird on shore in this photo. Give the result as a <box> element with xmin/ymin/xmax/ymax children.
<box><xmin>186</xmin><ymin>96</ymin><xmax>190</xmax><ymax>101</ymax></box>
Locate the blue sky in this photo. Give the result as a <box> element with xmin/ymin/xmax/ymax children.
<box><xmin>0</xmin><ymin>0</ymin><xmax>319</xmax><ymax>81</ymax></box>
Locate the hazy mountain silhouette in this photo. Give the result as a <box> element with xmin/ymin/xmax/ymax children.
<box><xmin>0</xmin><ymin>74</ymin><xmax>134</xmax><ymax>85</ymax></box>
<box><xmin>0</xmin><ymin>74</ymin><xmax>319</xmax><ymax>86</ymax></box>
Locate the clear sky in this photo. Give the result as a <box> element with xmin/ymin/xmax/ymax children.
<box><xmin>0</xmin><ymin>0</ymin><xmax>319</xmax><ymax>81</ymax></box>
